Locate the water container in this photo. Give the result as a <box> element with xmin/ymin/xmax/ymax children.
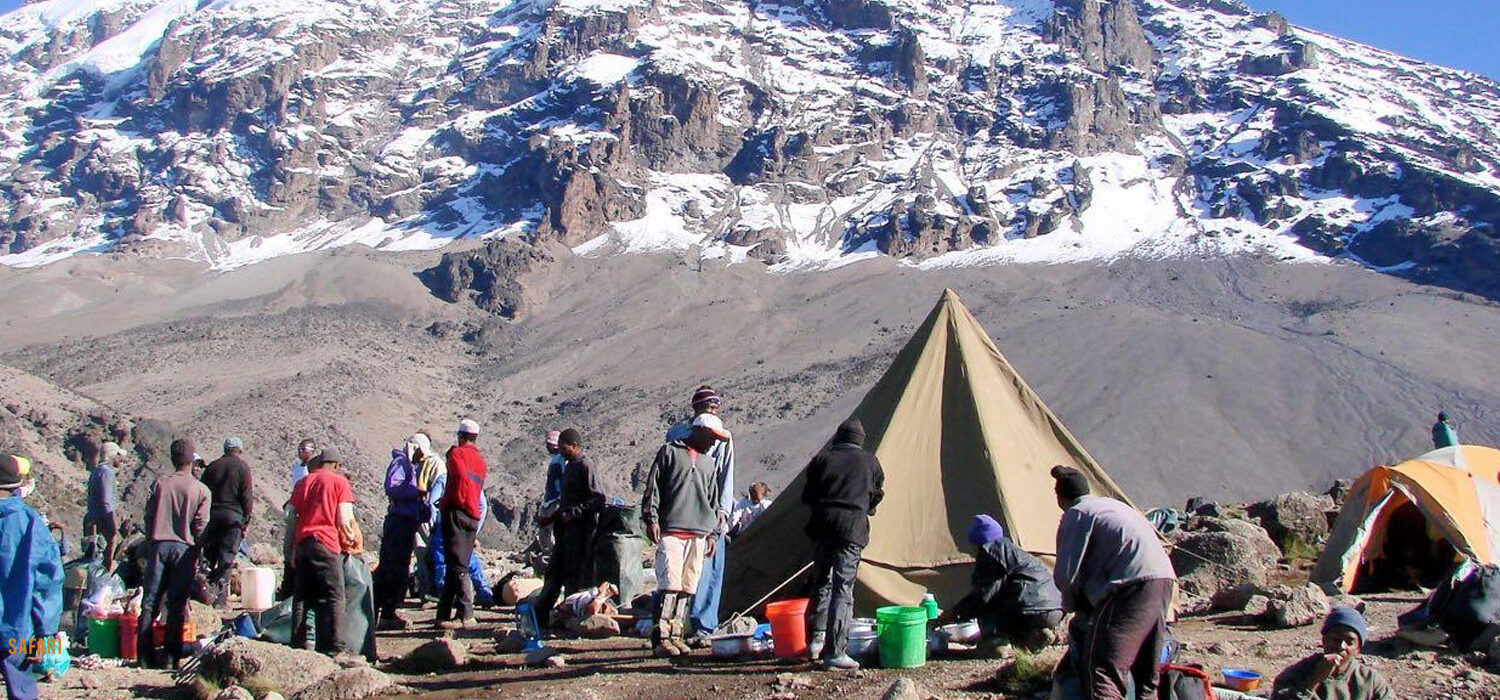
<box><xmin>875</xmin><ymin>605</ymin><xmax>927</xmax><ymax>669</ymax></box>
<box><xmin>241</xmin><ymin>567</ymin><xmax>275</xmax><ymax>611</ymax></box>
<box><xmin>765</xmin><ymin>598</ymin><xmax>810</xmax><ymax>658</ymax></box>
<box><xmin>87</xmin><ymin>617</ymin><xmax>120</xmax><ymax>658</ymax></box>
<box><xmin>920</xmin><ymin>593</ymin><xmax>940</xmax><ymax>620</ymax></box>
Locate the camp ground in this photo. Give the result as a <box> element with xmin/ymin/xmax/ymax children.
<box><xmin>24</xmin><ymin>289</ymin><xmax>1500</xmax><ymax>700</ymax></box>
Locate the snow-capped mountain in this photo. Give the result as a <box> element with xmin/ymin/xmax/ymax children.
<box><xmin>1</xmin><ymin>0</ymin><xmax>1496</xmax><ymax>295</ymax></box>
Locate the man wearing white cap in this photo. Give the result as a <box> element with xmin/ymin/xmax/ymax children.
<box><xmin>643</xmin><ymin>413</ymin><xmax>730</xmax><ymax>657</ymax></box>
<box><xmin>85</xmin><ymin>442</ymin><xmax>128</xmax><ymax>567</ymax></box>
<box><xmin>437</xmin><ymin>419</ymin><xmax>487</xmax><ymax>628</ymax></box>
<box><xmin>664</xmin><ymin>386</ymin><xmax>736</xmax><ymax>642</ymax></box>
<box><xmin>535</xmin><ymin>430</ymin><xmax>565</xmax><ymax>555</ymax></box>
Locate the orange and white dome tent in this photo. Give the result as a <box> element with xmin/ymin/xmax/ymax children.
<box><xmin>1313</xmin><ymin>445</ymin><xmax>1500</xmax><ymax>594</ymax></box>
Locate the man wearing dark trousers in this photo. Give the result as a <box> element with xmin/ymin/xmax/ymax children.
<box><xmin>288</xmin><ymin>448</ymin><xmax>356</xmax><ymax>656</ymax></box>
<box><xmin>437</xmin><ymin>419</ymin><xmax>487</xmax><ymax>629</ymax></box>
<box><xmin>138</xmin><ymin>439</ymin><xmax>210</xmax><ymax>668</ymax></box>
<box><xmin>802</xmin><ymin>418</ymin><xmax>885</xmax><ymax>671</ymax></box>
<box><xmin>200</xmin><ymin>437</ymin><xmax>254</xmax><ymax>608</ymax></box>
<box><xmin>532</xmin><ymin>428</ymin><xmax>606</xmax><ymax>628</ymax></box>
<box><xmin>1052</xmin><ymin>465</ymin><xmax>1177</xmax><ymax>700</ymax></box>
<box><xmin>84</xmin><ymin>442</ymin><xmax>126</xmax><ymax>569</ymax></box>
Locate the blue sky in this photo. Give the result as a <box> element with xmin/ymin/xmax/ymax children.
<box><xmin>0</xmin><ymin>0</ymin><xmax>1495</xmax><ymax>79</ymax></box>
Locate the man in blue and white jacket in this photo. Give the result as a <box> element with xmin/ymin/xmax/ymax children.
<box><xmin>0</xmin><ymin>454</ymin><xmax>62</xmax><ymax>700</ymax></box>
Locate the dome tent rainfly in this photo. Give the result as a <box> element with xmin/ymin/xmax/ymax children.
<box><xmin>722</xmin><ymin>289</ymin><xmax>1134</xmax><ymax>616</ymax></box>
<box><xmin>1313</xmin><ymin>445</ymin><xmax>1500</xmax><ymax>594</ymax></box>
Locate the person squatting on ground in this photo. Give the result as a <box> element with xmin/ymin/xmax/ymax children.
<box><xmin>437</xmin><ymin>419</ymin><xmax>487</xmax><ymax>629</ymax></box>
<box><xmin>138</xmin><ymin>439</ymin><xmax>210</xmax><ymax>668</ymax></box>
<box><xmin>533</xmin><ymin>428</ymin><xmax>607</xmax><ymax>628</ymax></box>
<box><xmin>1270</xmin><ymin>606</ymin><xmax>1395</xmax><ymax>700</ymax></box>
<box><xmin>0</xmin><ymin>453</ymin><xmax>62</xmax><ymax>700</ymax></box>
<box><xmin>287</xmin><ymin>447</ymin><xmax>357</xmax><ymax>655</ymax></box>
<box><xmin>374</xmin><ymin>432</ymin><xmax>441</xmax><ymax>630</ymax></box>
<box><xmin>938</xmin><ymin>514</ymin><xmax>1063</xmax><ymax>652</ymax></box>
<box><xmin>643</xmin><ymin>413</ymin><xmax>730</xmax><ymax>657</ymax></box>
<box><xmin>83</xmin><ymin>442</ymin><xmax>126</xmax><ymax>569</ymax></box>
<box><xmin>200</xmin><ymin>437</ymin><xmax>254</xmax><ymax>608</ymax></box>
<box><xmin>664</xmin><ymin>386</ymin><xmax>736</xmax><ymax>642</ymax></box>
<box><xmin>1052</xmin><ymin>465</ymin><xmax>1178</xmax><ymax>700</ymax></box>
<box><xmin>802</xmin><ymin>418</ymin><xmax>885</xmax><ymax>671</ymax></box>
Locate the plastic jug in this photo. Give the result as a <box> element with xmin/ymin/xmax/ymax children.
<box><xmin>241</xmin><ymin>567</ymin><xmax>275</xmax><ymax>611</ymax></box>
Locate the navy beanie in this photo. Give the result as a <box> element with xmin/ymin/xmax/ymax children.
<box><xmin>1322</xmin><ymin>605</ymin><xmax>1368</xmax><ymax>644</ymax></box>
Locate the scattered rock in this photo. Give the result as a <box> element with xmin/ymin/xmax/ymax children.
<box><xmin>774</xmin><ymin>673</ymin><xmax>816</xmax><ymax>690</ymax></box>
<box><xmin>1268</xmin><ymin>584</ymin><xmax>1329</xmax><ymax>628</ymax></box>
<box><xmin>568</xmin><ymin>613</ymin><xmax>620</xmax><ymax>638</ymax></box>
<box><xmin>1206</xmin><ymin>640</ymin><xmax>1240</xmax><ymax>656</ymax></box>
<box><xmin>545</xmin><ymin>654</ymin><xmax>567</xmax><ymax>668</ymax></box>
<box><xmin>881</xmin><ymin>677</ymin><xmax>923</xmax><ymax>700</ymax></box>
<box><xmin>214</xmin><ymin>686</ymin><xmax>255</xmax><ymax>700</ymax></box>
<box><xmin>199</xmin><ymin>638</ymin><xmax>339</xmax><ymax>698</ymax></box>
<box><xmin>1330</xmin><ymin>594</ymin><xmax>1365</xmax><ymax>613</ymax></box>
<box><xmin>404</xmin><ymin>638</ymin><xmax>468</xmax><ymax>671</ymax></box>
<box><xmin>1213</xmin><ymin>583</ymin><xmax>1270</xmax><ymax>612</ymax></box>
<box><xmin>249</xmin><ymin>543</ymin><xmax>284</xmax><ymax>568</ymax></box>
<box><xmin>289</xmin><ymin>666</ymin><xmax>398</xmax><ymax>700</ymax></box>
<box><xmin>1248</xmin><ymin>492</ymin><xmax>1333</xmax><ymax>550</ymax></box>
<box><xmin>1243</xmin><ymin>595</ymin><xmax>1272</xmax><ymax>618</ymax></box>
<box><xmin>524</xmin><ymin>648</ymin><xmax>562</xmax><ymax>666</ymax></box>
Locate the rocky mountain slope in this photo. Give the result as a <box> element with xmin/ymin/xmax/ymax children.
<box><xmin>0</xmin><ymin>0</ymin><xmax>1497</xmax><ymax>297</ymax></box>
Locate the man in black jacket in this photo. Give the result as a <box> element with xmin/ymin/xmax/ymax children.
<box><xmin>532</xmin><ymin>428</ymin><xmax>607</xmax><ymax>628</ymax></box>
<box><xmin>802</xmin><ymin>418</ymin><xmax>885</xmax><ymax>671</ymax></box>
<box><xmin>939</xmin><ymin>514</ymin><xmax>1063</xmax><ymax>652</ymax></box>
<box><xmin>200</xmin><ymin>436</ymin><xmax>254</xmax><ymax>608</ymax></box>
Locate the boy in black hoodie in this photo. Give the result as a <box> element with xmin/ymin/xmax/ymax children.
<box><xmin>801</xmin><ymin>418</ymin><xmax>885</xmax><ymax>670</ymax></box>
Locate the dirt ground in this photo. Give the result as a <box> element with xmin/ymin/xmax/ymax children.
<box><xmin>39</xmin><ymin>589</ymin><xmax>1499</xmax><ymax>700</ymax></box>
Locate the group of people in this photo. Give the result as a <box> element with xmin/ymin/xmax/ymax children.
<box><xmin>0</xmin><ymin>396</ymin><xmax>1434</xmax><ymax>700</ymax></box>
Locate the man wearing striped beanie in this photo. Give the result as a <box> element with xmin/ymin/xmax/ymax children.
<box><xmin>665</xmin><ymin>385</ymin><xmax>736</xmax><ymax>643</ymax></box>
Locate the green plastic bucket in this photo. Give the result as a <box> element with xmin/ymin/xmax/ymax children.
<box><xmin>87</xmin><ymin>616</ymin><xmax>121</xmax><ymax>658</ymax></box>
<box><xmin>875</xmin><ymin>605</ymin><xmax>927</xmax><ymax>669</ymax></box>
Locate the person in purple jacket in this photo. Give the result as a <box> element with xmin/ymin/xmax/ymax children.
<box><xmin>374</xmin><ymin>433</ymin><xmax>438</xmax><ymax>630</ymax></box>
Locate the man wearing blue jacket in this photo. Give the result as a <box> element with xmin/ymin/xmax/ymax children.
<box><xmin>0</xmin><ymin>453</ymin><xmax>63</xmax><ymax>700</ymax></box>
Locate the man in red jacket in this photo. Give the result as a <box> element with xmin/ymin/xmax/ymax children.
<box><xmin>437</xmin><ymin>418</ymin><xmax>488</xmax><ymax>628</ymax></box>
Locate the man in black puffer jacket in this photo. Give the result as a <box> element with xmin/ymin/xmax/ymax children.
<box><xmin>801</xmin><ymin>418</ymin><xmax>885</xmax><ymax>671</ymax></box>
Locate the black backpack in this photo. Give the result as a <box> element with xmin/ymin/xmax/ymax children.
<box><xmin>1438</xmin><ymin>563</ymin><xmax>1500</xmax><ymax>650</ymax></box>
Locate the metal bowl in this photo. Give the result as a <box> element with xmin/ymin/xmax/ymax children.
<box><xmin>937</xmin><ymin>620</ymin><xmax>982</xmax><ymax>644</ymax></box>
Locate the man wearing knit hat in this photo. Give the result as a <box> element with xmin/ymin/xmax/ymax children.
<box><xmin>802</xmin><ymin>418</ymin><xmax>885</xmax><ymax>670</ymax></box>
<box><xmin>138</xmin><ymin>439</ymin><xmax>211</xmax><ymax>668</ymax></box>
<box><xmin>1051</xmin><ymin>465</ymin><xmax>1176</xmax><ymax>700</ymax></box>
<box><xmin>1271</xmin><ymin>606</ymin><xmax>1394</xmax><ymax>700</ymax></box>
<box><xmin>201</xmin><ymin>436</ymin><xmax>254</xmax><ymax>608</ymax></box>
<box><xmin>664</xmin><ymin>385</ymin><xmax>736</xmax><ymax>642</ymax></box>
<box><xmin>437</xmin><ymin>418</ymin><xmax>487</xmax><ymax>628</ymax></box>
<box><xmin>939</xmin><ymin>514</ymin><xmax>1063</xmax><ymax>652</ymax></box>
<box><xmin>643</xmin><ymin>414</ymin><xmax>729</xmax><ymax>657</ymax></box>
<box><xmin>0</xmin><ymin>453</ymin><xmax>62</xmax><ymax>700</ymax></box>
<box><xmin>85</xmin><ymin>442</ymin><xmax>127</xmax><ymax>568</ymax></box>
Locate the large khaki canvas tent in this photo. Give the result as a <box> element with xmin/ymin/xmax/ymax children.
<box><xmin>1313</xmin><ymin>445</ymin><xmax>1500</xmax><ymax>593</ymax></box>
<box><xmin>722</xmin><ymin>289</ymin><xmax>1133</xmax><ymax>616</ymax></box>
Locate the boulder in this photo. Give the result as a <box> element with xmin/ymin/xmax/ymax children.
<box><xmin>502</xmin><ymin>577</ymin><xmax>544</xmax><ymax>606</ymax></box>
<box><xmin>1268</xmin><ymin>584</ymin><xmax>1329</xmax><ymax>628</ymax></box>
<box><xmin>1243</xmin><ymin>595</ymin><xmax>1272</xmax><ymax>618</ymax></box>
<box><xmin>1248</xmin><ymin>492</ymin><xmax>1333</xmax><ymax>550</ymax></box>
<box><xmin>1190</xmin><ymin>516</ymin><xmax>1282</xmax><ymax>565</ymax></box>
<box><xmin>882</xmin><ymin>677</ymin><xmax>924</xmax><ymax>700</ymax></box>
<box><xmin>199</xmin><ymin>638</ymin><xmax>339</xmax><ymax>698</ymax></box>
<box><xmin>1212</xmin><ymin>583</ymin><xmax>1270</xmax><ymax>612</ymax></box>
<box><xmin>214</xmin><ymin>686</ymin><xmax>255</xmax><ymax>700</ymax></box>
<box><xmin>1168</xmin><ymin>530</ymin><xmax>1269</xmax><ymax>601</ymax></box>
<box><xmin>249</xmin><ymin>543</ymin><xmax>284</xmax><ymax>568</ymax></box>
<box><xmin>290</xmin><ymin>666</ymin><xmax>397</xmax><ymax>700</ymax></box>
<box><xmin>404</xmin><ymin>638</ymin><xmax>468</xmax><ymax>671</ymax></box>
<box><xmin>524</xmin><ymin>647</ymin><xmax>562</xmax><ymax>666</ymax></box>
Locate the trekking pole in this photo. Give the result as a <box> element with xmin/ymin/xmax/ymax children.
<box><xmin>721</xmin><ymin>562</ymin><xmax>815</xmax><ymax>629</ymax></box>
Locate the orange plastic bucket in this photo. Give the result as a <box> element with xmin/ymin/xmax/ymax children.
<box><xmin>766</xmin><ymin>598</ymin><xmax>810</xmax><ymax>658</ymax></box>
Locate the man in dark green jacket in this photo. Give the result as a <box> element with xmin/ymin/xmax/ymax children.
<box><xmin>642</xmin><ymin>413</ymin><xmax>727</xmax><ymax>658</ymax></box>
<box><xmin>1272</xmin><ymin>606</ymin><xmax>1394</xmax><ymax>700</ymax></box>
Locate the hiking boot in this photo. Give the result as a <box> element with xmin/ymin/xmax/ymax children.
<box><xmin>818</xmin><ymin>654</ymin><xmax>860</xmax><ymax>671</ymax></box>
<box><xmin>377</xmin><ymin>615</ymin><xmax>409</xmax><ymax>631</ymax></box>
<box><xmin>807</xmin><ymin>632</ymin><xmax>825</xmax><ymax>662</ymax></box>
<box><xmin>653</xmin><ymin>641</ymin><xmax>682</xmax><ymax>658</ymax></box>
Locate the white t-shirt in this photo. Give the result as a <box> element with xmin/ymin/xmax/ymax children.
<box><xmin>730</xmin><ymin>497</ymin><xmax>773</xmax><ymax>534</ymax></box>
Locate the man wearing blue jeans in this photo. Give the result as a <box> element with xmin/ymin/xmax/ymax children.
<box><xmin>138</xmin><ymin>440</ymin><xmax>210</xmax><ymax>669</ymax></box>
<box><xmin>0</xmin><ymin>454</ymin><xmax>62</xmax><ymax>700</ymax></box>
<box><xmin>664</xmin><ymin>386</ymin><xmax>735</xmax><ymax>643</ymax></box>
